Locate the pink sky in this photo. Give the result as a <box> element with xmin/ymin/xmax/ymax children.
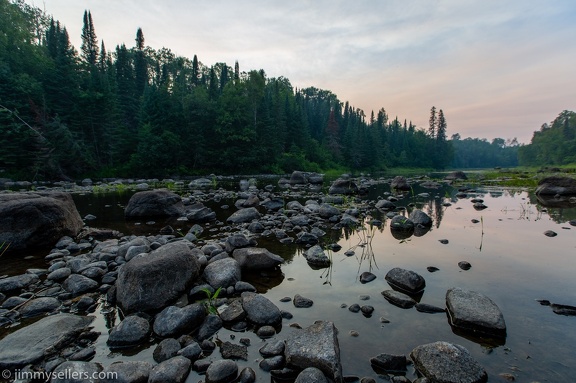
<box><xmin>30</xmin><ymin>0</ymin><xmax>576</xmax><ymax>144</ymax></box>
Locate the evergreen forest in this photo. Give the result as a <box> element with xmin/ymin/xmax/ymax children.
<box><xmin>0</xmin><ymin>1</ymin><xmax>568</xmax><ymax>181</ymax></box>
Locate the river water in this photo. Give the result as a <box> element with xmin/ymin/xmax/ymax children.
<box><xmin>1</xmin><ymin>178</ymin><xmax>575</xmax><ymax>382</ymax></box>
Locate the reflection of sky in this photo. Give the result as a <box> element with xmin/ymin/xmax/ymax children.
<box><xmin>28</xmin><ymin>1</ymin><xmax>576</xmax><ymax>143</ymax></box>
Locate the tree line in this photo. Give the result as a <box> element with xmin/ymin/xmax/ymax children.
<box><xmin>1</xmin><ymin>0</ymin><xmax>537</xmax><ymax>181</ymax></box>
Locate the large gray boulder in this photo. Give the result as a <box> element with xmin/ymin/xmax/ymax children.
<box><xmin>289</xmin><ymin>170</ymin><xmax>308</xmax><ymax>185</ymax></box>
<box><xmin>410</xmin><ymin>341</ymin><xmax>487</xmax><ymax>383</ymax></box>
<box><xmin>124</xmin><ymin>189</ymin><xmax>186</xmax><ymax>218</ymax></box>
<box><xmin>116</xmin><ymin>242</ymin><xmax>200</xmax><ymax>314</ymax></box>
<box><xmin>186</xmin><ymin>203</ymin><xmax>216</xmax><ymax>223</ymax></box>
<box><xmin>409</xmin><ymin>210</ymin><xmax>433</xmax><ymax>227</ymax></box>
<box><xmin>62</xmin><ymin>274</ymin><xmax>99</xmax><ymax>297</ymax></box>
<box><xmin>241</xmin><ymin>292</ymin><xmax>282</xmax><ymax>326</ymax></box>
<box><xmin>202</xmin><ymin>257</ymin><xmax>241</xmax><ymax>289</ymax></box>
<box><xmin>226</xmin><ymin>207</ymin><xmax>261</xmax><ymax>224</ymax></box>
<box><xmin>0</xmin><ymin>192</ymin><xmax>83</xmax><ymax>253</ymax></box>
<box><xmin>328</xmin><ymin>179</ymin><xmax>358</xmax><ymax>195</ymax></box>
<box><xmin>535</xmin><ymin>176</ymin><xmax>576</xmax><ymax>195</ymax></box>
<box><xmin>446</xmin><ymin>287</ymin><xmax>506</xmax><ymax>338</ymax></box>
<box><xmin>232</xmin><ymin>247</ymin><xmax>284</xmax><ymax>270</ymax></box>
<box><xmin>0</xmin><ymin>313</ymin><xmax>93</xmax><ymax>370</ymax></box>
<box><xmin>285</xmin><ymin>321</ymin><xmax>343</xmax><ymax>383</ymax></box>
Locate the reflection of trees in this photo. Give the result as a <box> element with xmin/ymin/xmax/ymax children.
<box><xmin>530</xmin><ymin>193</ymin><xmax>576</xmax><ymax>223</ymax></box>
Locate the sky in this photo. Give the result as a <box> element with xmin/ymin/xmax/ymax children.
<box><xmin>26</xmin><ymin>0</ymin><xmax>576</xmax><ymax>144</ymax></box>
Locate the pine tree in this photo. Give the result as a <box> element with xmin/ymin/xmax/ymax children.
<box><xmin>437</xmin><ymin>109</ymin><xmax>447</xmax><ymax>142</ymax></box>
<box><xmin>192</xmin><ymin>55</ymin><xmax>200</xmax><ymax>85</ymax></box>
<box><xmin>234</xmin><ymin>60</ymin><xmax>240</xmax><ymax>83</ymax></box>
<box><xmin>134</xmin><ymin>28</ymin><xmax>147</xmax><ymax>97</ymax></box>
<box><xmin>80</xmin><ymin>10</ymin><xmax>99</xmax><ymax>66</ymax></box>
<box><xmin>428</xmin><ymin>106</ymin><xmax>436</xmax><ymax>139</ymax></box>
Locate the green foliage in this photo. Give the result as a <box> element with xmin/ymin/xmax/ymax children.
<box><xmin>451</xmin><ymin>136</ymin><xmax>519</xmax><ymax>168</ymax></box>
<box><xmin>519</xmin><ymin>111</ymin><xmax>576</xmax><ymax>166</ymax></box>
<box><xmin>201</xmin><ymin>287</ymin><xmax>222</xmax><ymax>315</ymax></box>
<box><xmin>0</xmin><ymin>0</ymin><xmax>460</xmax><ymax>180</ymax></box>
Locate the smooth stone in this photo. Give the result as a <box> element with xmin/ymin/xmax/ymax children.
<box><xmin>241</xmin><ymin>292</ymin><xmax>282</xmax><ymax>326</ymax></box>
<box><xmin>220</xmin><ymin>299</ymin><xmax>247</xmax><ymax>323</ymax></box>
<box><xmin>293</xmin><ymin>294</ymin><xmax>314</xmax><ymax>308</ymax></box>
<box><xmin>232</xmin><ymin>247</ymin><xmax>284</xmax><ymax>270</ymax></box>
<box><xmin>410</xmin><ymin>341</ymin><xmax>487</xmax><ymax>383</ymax></box>
<box><xmin>19</xmin><ymin>297</ymin><xmax>61</xmax><ymax>318</ymax></box>
<box><xmin>203</xmin><ymin>257</ymin><xmax>242</xmax><ymax>289</ymax></box>
<box><xmin>0</xmin><ymin>273</ymin><xmax>39</xmax><ymax>294</ymax></box>
<box><xmin>381</xmin><ymin>290</ymin><xmax>417</xmax><ymax>309</ymax></box>
<box><xmin>359</xmin><ymin>272</ymin><xmax>376</xmax><ymax>284</ymax></box>
<box><xmin>259</xmin><ymin>340</ymin><xmax>285</xmax><ymax>357</ymax></box>
<box><xmin>238</xmin><ymin>367</ymin><xmax>257</xmax><ymax>383</ymax></box>
<box><xmin>458</xmin><ymin>261</ymin><xmax>472</xmax><ymax>270</ymax></box>
<box><xmin>68</xmin><ymin>346</ymin><xmax>96</xmax><ymax>361</ymax></box>
<box><xmin>153</xmin><ymin>338</ymin><xmax>181</xmax><ymax>363</ymax></box>
<box><xmin>415</xmin><ymin>303</ymin><xmax>446</xmax><ymax>313</ymax></box>
<box><xmin>348</xmin><ymin>303</ymin><xmax>361</xmax><ymax>313</ymax></box>
<box><xmin>257</xmin><ymin>325</ymin><xmax>276</xmax><ymax>338</ymax></box>
<box><xmin>385</xmin><ymin>267</ymin><xmax>426</xmax><ymax>294</ymax></box>
<box><xmin>259</xmin><ymin>355</ymin><xmax>284</xmax><ymax>372</ymax></box>
<box><xmin>544</xmin><ymin>230</ymin><xmax>557</xmax><ymax>237</ymax></box>
<box><xmin>197</xmin><ymin>314</ymin><xmax>223</xmax><ymax>341</ymax></box>
<box><xmin>303</xmin><ymin>245</ymin><xmax>330</xmax><ymax>267</ymax></box>
<box><xmin>47</xmin><ymin>267</ymin><xmax>71</xmax><ymax>281</ymax></box>
<box><xmin>107</xmin><ymin>315</ymin><xmax>150</xmax><ymax>348</ymax></box>
<box><xmin>148</xmin><ymin>356</ymin><xmax>191</xmax><ymax>383</ymax></box>
<box><xmin>178</xmin><ymin>342</ymin><xmax>203</xmax><ymax>361</ymax></box>
<box><xmin>153</xmin><ymin>304</ymin><xmax>206</xmax><ymax>338</ymax></box>
<box><xmin>226</xmin><ymin>207</ymin><xmax>261</xmax><ymax>224</ymax></box>
<box><xmin>205</xmin><ymin>359</ymin><xmax>238</xmax><ymax>383</ymax></box>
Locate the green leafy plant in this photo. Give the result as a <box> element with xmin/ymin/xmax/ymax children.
<box><xmin>201</xmin><ymin>287</ymin><xmax>222</xmax><ymax>315</ymax></box>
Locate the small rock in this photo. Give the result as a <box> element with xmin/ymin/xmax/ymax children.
<box><xmin>257</xmin><ymin>325</ymin><xmax>276</xmax><ymax>338</ymax></box>
<box><xmin>153</xmin><ymin>338</ymin><xmax>181</xmax><ymax>363</ymax></box>
<box><xmin>439</xmin><ymin>239</ymin><xmax>449</xmax><ymax>244</ymax></box>
<box><xmin>220</xmin><ymin>341</ymin><xmax>248</xmax><ymax>360</ymax></box>
<box><xmin>259</xmin><ymin>340</ymin><xmax>285</xmax><ymax>357</ymax></box>
<box><xmin>544</xmin><ymin>230</ymin><xmax>557</xmax><ymax>237</ymax></box>
<box><xmin>205</xmin><ymin>359</ymin><xmax>238</xmax><ymax>383</ymax></box>
<box><xmin>381</xmin><ymin>290</ymin><xmax>417</xmax><ymax>309</ymax></box>
<box><xmin>293</xmin><ymin>294</ymin><xmax>314</xmax><ymax>308</ymax></box>
<box><xmin>148</xmin><ymin>356</ymin><xmax>191</xmax><ymax>383</ymax></box>
<box><xmin>370</xmin><ymin>353</ymin><xmax>407</xmax><ymax>372</ymax></box>
<box><xmin>458</xmin><ymin>261</ymin><xmax>472</xmax><ymax>270</ymax></box>
<box><xmin>259</xmin><ymin>355</ymin><xmax>284</xmax><ymax>372</ymax></box>
<box><xmin>427</xmin><ymin>266</ymin><xmax>439</xmax><ymax>272</ymax></box>
<box><xmin>359</xmin><ymin>272</ymin><xmax>376</xmax><ymax>284</ymax></box>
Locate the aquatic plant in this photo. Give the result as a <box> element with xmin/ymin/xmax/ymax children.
<box><xmin>201</xmin><ymin>287</ymin><xmax>222</xmax><ymax>315</ymax></box>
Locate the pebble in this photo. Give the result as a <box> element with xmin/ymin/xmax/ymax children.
<box><xmin>458</xmin><ymin>261</ymin><xmax>472</xmax><ymax>270</ymax></box>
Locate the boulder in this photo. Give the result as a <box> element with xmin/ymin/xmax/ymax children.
<box><xmin>294</xmin><ymin>367</ymin><xmax>329</xmax><ymax>383</ymax></box>
<box><xmin>385</xmin><ymin>267</ymin><xmax>426</xmax><ymax>294</ymax></box>
<box><xmin>116</xmin><ymin>242</ymin><xmax>200</xmax><ymax>314</ymax></box>
<box><xmin>285</xmin><ymin>321</ymin><xmax>343</xmax><ymax>383</ymax></box>
<box><xmin>0</xmin><ymin>313</ymin><xmax>93</xmax><ymax>370</ymax></box>
<box><xmin>375</xmin><ymin>199</ymin><xmax>396</xmax><ymax>210</ymax></box>
<box><xmin>189</xmin><ymin>178</ymin><xmax>213</xmax><ymax>189</ymax></box>
<box><xmin>107</xmin><ymin>315</ymin><xmax>151</xmax><ymax>348</ymax></box>
<box><xmin>153</xmin><ymin>304</ymin><xmax>206</xmax><ymax>338</ymax></box>
<box><xmin>410</xmin><ymin>341</ymin><xmax>487</xmax><ymax>383</ymax></box>
<box><xmin>0</xmin><ymin>192</ymin><xmax>83</xmax><ymax>253</ymax></box>
<box><xmin>328</xmin><ymin>179</ymin><xmax>358</xmax><ymax>195</ymax></box>
<box><xmin>370</xmin><ymin>353</ymin><xmax>407</xmax><ymax>372</ymax></box>
<box><xmin>226</xmin><ymin>207</ymin><xmax>261</xmax><ymax>224</ymax></box>
<box><xmin>303</xmin><ymin>245</ymin><xmax>331</xmax><ymax>268</ymax></box>
<box><xmin>289</xmin><ymin>171</ymin><xmax>308</xmax><ymax>185</ymax></box>
<box><xmin>318</xmin><ymin>204</ymin><xmax>340</xmax><ymax>219</ymax></box>
<box><xmin>241</xmin><ymin>292</ymin><xmax>282</xmax><ymax>326</ymax></box>
<box><xmin>62</xmin><ymin>274</ymin><xmax>99</xmax><ymax>297</ymax></box>
<box><xmin>409</xmin><ymin>210</ymin><xmax>433</xmax><ymax>227</ymax></box>
<box><xmin>535</xmin><ymin>176</ymin><xmax>576</xmax><ymax>195</ymax></box>
<box><xmin>232</xmin><ymin>248</ymin><xmax>284</xmax><ymax>270</ymax></box>
<box><xmin>446</xmin><ymin>287</ymin><xmax>506</xmax><ymax>338</ymax></box>
<box><xmin>391</xmin><ymin>176</ymin><xmax>410</xmax><ymax>190</ymax></box>
<box><xmin>124</xmin><ymin>189</ymin><xmax>186</xmax><ymax>218</ymax></box>
<box><xmin>153</xmin><ymin>338</ymin><xmax>181</xmax><ymax>363</ymax></box>
<box><xmin>203</xmin><ymin>257</ymin><xmax>241</xmax><ymax>289</ymax></box>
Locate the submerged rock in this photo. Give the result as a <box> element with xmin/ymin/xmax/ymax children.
<box><xmin>410</xmin><ymin>341</ymin><xmax>487</xmax><ymax>383</ymax></box>
<box><xmin>381</xmin><ymin>290</ymin><xmax>417</xmax><ymax>309</ymax></box>
<box><xmin>0</xmin><ymin>313</ymin><xmax>93</xmax><ymax>370</ymax></box>
<box><xmin>303</xmin><ymin>245</ymin><xmax>331</xmax><ymax>268</ymax></box>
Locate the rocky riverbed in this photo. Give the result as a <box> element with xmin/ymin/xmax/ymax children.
<box><xmin>1</xmin><ymin>172</ymin><xmax>576</xmax><ymax>382</ymax></box>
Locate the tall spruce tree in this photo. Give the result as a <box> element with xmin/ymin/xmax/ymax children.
<box><xmin>428</xmin><ymin>106</ymin><xmax>437</xmax><ymax>139</ymax></box>
<box><xmin>134</xmin><ymin>28</ymin><xmax>147</xmax><ymax>97</ymax></box>
<box><xmin>80</xmin><ymin>10</ymin><xmax>98</xmax><ymax>66</ymax></box>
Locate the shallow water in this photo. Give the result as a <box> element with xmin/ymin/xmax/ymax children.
<box><xmin>1</xmin><ymin>180</ymin><xmax>576</xmax><ymax>382</ymax></box>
